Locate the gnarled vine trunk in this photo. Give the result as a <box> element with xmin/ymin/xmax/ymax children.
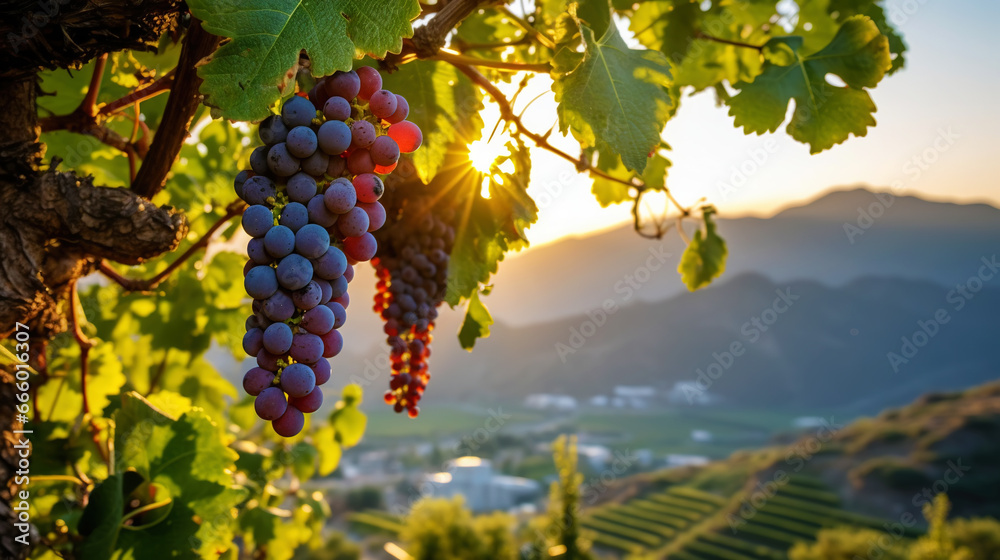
<box><xmin>0</xmin><ymin>2</ymin><xmax>219</xmax><ymax>554</ymax></box>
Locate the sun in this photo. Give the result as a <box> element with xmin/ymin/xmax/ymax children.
<box><xmin>467</xmin><ymin>137</ymin><xmax>509</xmax><ymax>173</ymax></box>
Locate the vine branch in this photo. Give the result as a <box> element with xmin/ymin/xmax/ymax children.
<box><xmin>431</xmin><ymin>50</ymin><xmax>550</xmax><ymax>73</ymax></box>
<box><xmin>498</xmin><ymin>6</ymin><xmax>556</xmax><ymax>50</ymax></box>
<box><xmin>68</xmin><ymin>280</ymin><xmax>109</xmax><ymax>466</ymax></box>
<box><xmin>98</xmin><ymin>200</ymin><xmax>244</xmax><ymax>292</ymax></box>
<box><xmin>98</xmin><ymin>69</ymin><xmax>175</xmax><ymax>116</ymax></box>
<box><xmin>694</xmin><ymin>31</ymin><xmax>764</xmax><ymax>51</ymax></box>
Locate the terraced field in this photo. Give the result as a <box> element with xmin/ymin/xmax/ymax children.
<box><xmin>586</xmin><ymin>477</ymin><xmax>921</xmax><ymax>559</ymax></box>
<box><xmin>581</xmin><ymin>486</ymin><xmax>728</xmax><ymax>555</ymax></box>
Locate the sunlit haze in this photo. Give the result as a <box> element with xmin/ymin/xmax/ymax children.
<box><xmin>474</xmin><ymin>0</ymin><xmax>1000</xmax><ymax>248</ymax></box>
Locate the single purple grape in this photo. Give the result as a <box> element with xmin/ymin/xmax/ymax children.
<box><xmin>255</xmin><ymin>386</ymin><xmax>288</xmax><ymax>420</ymax></box>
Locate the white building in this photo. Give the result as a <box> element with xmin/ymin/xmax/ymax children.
<box><xmin>524</xmin><ymin>393</ymin><xmax>578</xmax><ymax>411</ymax></box>
<box><xmin>613</xmin><ymin>385</ymin><xmax>657</xmax><ymax>408</ymax></box>
<box><xmin>667</xmin><ymin>381</ymin><xmax>719</xmax><ymax>405</ymax></box>
<box><xmin>424</xmin><ymin>457</ymin><xmax>542</xmax><ymax>512</ymax></box>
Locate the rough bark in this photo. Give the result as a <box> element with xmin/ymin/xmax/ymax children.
<box><xmin>0</xmin><ymin>169</ymin><xmax>189</xmax><ymax>336</ymax></box>
<box><xmin>0</xmin><ymin>0</ymin><xmax>182</xmax><ymax>79</ymax></box>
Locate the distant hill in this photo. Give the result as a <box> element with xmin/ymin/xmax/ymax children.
<box><xmin>423</xmin><ymin>273</ymin><xmax>1000</xmax><ymax>412</ymax></box>
<box><xmin>582</xmin><ymin>381</ymin><xmax>1000</xmax><ymax>558</ymax></box>
<box><xmin>481</xmin><ymin>187</ymin><xmax>1000</xmax><ymax>325</ymax></box>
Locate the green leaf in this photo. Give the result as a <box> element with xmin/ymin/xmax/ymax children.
<box><xmin>821</xmin><ymin>0</ymin><xmax>908</xmax><ymax>75</ymax></box>
<box><xmin>239</xmin><ymin>506</ymin><xmax>312</xmax><ymax>560</ymax></box>
<box><xmin>678</xmin><ymin>207</ymin><xmax>727</xmax><ymax>291</ymax></box>
<box><xmin>630</xmin><ymin>0</ymin><xmax>701</xmax><ymax>65</ymax></box>
<box><xmin>445</xmin><ymin>139</ymin><xmax>536</xmax><ymax>305</ymax></box>
<box><xmin>39</xmin><ymin>340</ymin><xmax>126</xmax><ymax>424</ymax></box>
<box><xmin>726</xmin><ymin>16</ymin><xmax>891</xmax><ymax>153</ymax></box>
<box><xmin>76</xmin><ymin>473</ymin><xmax>124</xmax><ymax>560</ymax></box>
<box><xmin>631</xmin><ymin>0</ymin><xmax>772</xmax><ymax>92</ymax></box>
<box><xmin>552</xmin><ymin>1</ymin><xmax>674</xmax><ymax>172</ymax></box>
<box><xmin>188</xmin><ymin>0</ymin><xmax>421</xmax><ymax>121</ymax></box>
<box><xmin>341</xmin><ymin>383</ymin><xmax>362</xmax><ymax>406</ymax></box>
<box><xmin>331</xmin><ymin>407</ymin><xmax>366</xmax><ymax>448</ymax></box>
<box><xmin>378</xmin><ymin>60</ymin><xmax>484</xmax><ymax>182</ymax></box>
<box><xmin>113</xmin><ymin>392</ymin><xmax>246</xmax><ymax>558</ymax></box>
<box><xmin>290</xmin><ymin>442</ymin><xmax>318</xmax><ymax>481</ymax></box>
<box><xmin>313</xmin><ymin>426</ymin><xmax>342</xmax><ymax>476</ymax></box>
<box><xmin>458</xmin><ymin>291</ymin><xmax>494</xmax><ymax>350</ymax></box>
<box><xmin>590</xmin><ymin>151</ymin><xmax>671</xmax><ymax>207</ymax></box>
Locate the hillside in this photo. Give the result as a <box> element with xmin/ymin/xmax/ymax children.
<box><xmin>424</xmin><ymin>274</ymin><xmax>1000</xmax><ymax>412</ymax></box>
<box><xmin>581</xmin><ymin>381</ymin><xmax>1000</xmax><ymax>558</ymax></box>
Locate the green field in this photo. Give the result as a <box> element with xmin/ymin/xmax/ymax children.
<box><xmin>583</xmin><ymin>476</ymin><xmax>919</xmax><ymax>559</ymax></box>
<box><xmin>360</xmin><ymin>403</ymin><xmax>838</xmax><ymax>459</ymax></box>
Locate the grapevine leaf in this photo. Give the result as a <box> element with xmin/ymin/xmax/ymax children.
<box><xmin>630</xmin><ymin>0</ymin><xmax>701</xmax><ymax>65</ymax></box>
<box><xmin>188</xmin><ymin>0</ymin><xmax>421</xmax><ymax>121</ymax></box>
<box><xmin>591</xmin><ymin>151</ymin><xmax>671</xmax><ymax>207</ymax></box>
<box><xmin>445</xmin><ymin>139</ymin><xmax>536</xmax><ymax>305</ymax></box>
<box><xmin>331</xmin><ymin>407</ymin><xmax>366</xmax><ymax>448</ymax></box>
<box><xmin>313</xmin><ymin>426</ymin><xmax>342</xmax><ymax>476</ymax></box>
<box><xmin>239</xmin><ymin>506</ymin><xmax>312</xmax><ymax>560</ymax></box>
<box><xmin>113</xmin><ymin>392</ymin><xmax>246</xmax><ymax>558</ymax></box>
<box><xmin>341</xmin><ymin>383</ymin><xmax>362</xmax><ymax>406</ymax></box>
<box><xmin>378</xmin><ymin>60</ymin><xmax>484</xmax><ymax>182</ymax></box>
<box><xmin>552</xmin><ymin>1</ymin><xmax>673</xmax><ymax>172</ymax></box>
<box><xmin>39</xmin><ymin>340</ymin><xmax>125</xmax><ymax>424</ymax></box>
<box><xmin>330</xmin><ymin>385</ymin><xmax>366</xmax><ymax>448</ymax></box>
<box><xmin>290</xmin><ymin>441</ymin><xmax>318</xmax><ymax>481</ymax></box>
<box><xmin>727</xmin><ymin>16</ymin><xmax>891</xmax><ymax>153</ymax></box>
<box><xmin>631</xmin><ymin>0</ymin><xmax>771</xmax><ymax>91</ymax></box>
<box><xmin>678</xmin><ymin>207</ymin><xmax>727</xmax><ymax>290</ymax></box>
<box><xmin>75</xmin><ymin>473</ymin><xmax>124</xmax><ymax>560</ymax></box>
<box><xmin>458</xmin><ymin>291</ymin><xmax>494</xmax><ymax>350</ymax></box>
<box><xmin>802</xmin><ymin>0</ymin><xmax>907</xmax><ymax>75</ymax></box>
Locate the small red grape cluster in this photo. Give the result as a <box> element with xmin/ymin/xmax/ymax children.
<box><xmin>237</xmin><ymin>67</ymin><xmax>422</xmax><ymax>436</ymax></box>
<box><xmin>372</xmin><ymin>205</ymin><xmax>455</xmax><ymax>418</ymax></box>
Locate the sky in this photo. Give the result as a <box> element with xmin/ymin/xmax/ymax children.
<box><xmin>471</xmin><ymin>0</ymin><xmax>1000</xmax><ymax>247</ymax></box>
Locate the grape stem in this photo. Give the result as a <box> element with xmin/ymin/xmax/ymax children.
<box><xmin>82</xmin><ymin>54</ymin><xmax>108</xmax><ymax>116</ymax></box>
<box><xmin>694</xmin><ymin>31</ymin><xmax>765</xmax><ymax>52</ymax></box>
<box><xmin>98</xmin><ymin>69</ymin><xmax>175</xmax><ymax>116</ymax></box>
<box><xmin>498</xmin><ymin>6</ymin><xmax>556</xmax><ymax>50</ymax></box>
<box><xmin>452</xmin><ymin>35</ymin><xmax>535</xmax><ymax>51</ymax></box>
<box><xmin>68</xmin><ymin>279</ymin><xmax>110</xmax><ymax>466</ymax></box>
<box><xmin>431</xmin><ymin>50</ymin><xmax>551</xmax><ymax>73</ymax></box>
<box><xmin>98</xmin><ymin>199</ymin><xmax>245</xmax><ymax>292</ymax></box>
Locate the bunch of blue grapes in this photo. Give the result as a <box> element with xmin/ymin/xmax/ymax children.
<box><xmin>236</xmin><ymin>67</ymin><xmax>422</xmax><ymax>437</ymax></box>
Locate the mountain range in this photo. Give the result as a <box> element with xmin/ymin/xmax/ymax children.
<box><xmin>220</xmin><ymin>187</ymin><xmax>999</xmax><ymax>413</ymax></box>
